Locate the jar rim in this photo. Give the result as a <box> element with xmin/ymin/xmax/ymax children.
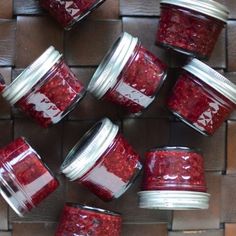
<box><xmin>60</xmin><ymin>118</ymin><xmax>119</xmax><ymax>181</ymax></box>
<box><xmin>66</xmin><ymin>202</ymin><xmax>121</xmax><ymax>216</ymax></box>
<box><xmin>87</xmin><ymin>32</ymin><xmax>138</xmax><ymax>99</ymax></box>
<box><xmin>138</xmin><ymin>190</ymin><xmax>210</xmax><ymax>210</ymax></box>
<box><xmin>160</xmin><ymin>0</ymin><xmax>229</xmax><ymax>23</ymax></box>
<box><xmin>147</xmin><ymin>146</ymin><xmax>202</xmax><ymax>154</ymax></box>
<box><xmin>2</xmin><ymin>46</ymin><xmax>62</xmax><ymax>105</ymax></box>
<box><xmin>183</xmin><ymin>58</ymin><xmax>236</xmax><ymax>104</ymax></box>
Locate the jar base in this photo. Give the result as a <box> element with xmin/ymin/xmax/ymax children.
<box><xmin>170</xmin><ymin>109</ymin><xmax>210</xmax><ymax>136</ymax></box>
<box><xmin>138</xmin><ymin>190</ymin><xmax>210</xmax><ymax>210</ymax></box>
<box><xmin>156</xmin><ymin>41</ymin><xmax>208</xmax><ymax>60</ymax></box>
<box><xmin>65</xmin><ymin>0</ymin><xmax>106</xmax><ymax>30</ymax></box>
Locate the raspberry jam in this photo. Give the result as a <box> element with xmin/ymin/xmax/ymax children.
<box><xmin>138</xmin><ymin>147</ymin><xmax>210</xmax><ymax>210</ymax></box>
<box><xmin>39</xmin><ymin>0</ymin><xmax>106</xmax><ymax>30</ymax></box>
<box><xmin>55</xmin><ymin>203</ymin><xmax>122</xmax><ymax>236</ymax></box>
<box><xmin>88</xmin><ymin>32</ymin><xmax>167</xmax><ymax>114</ymax></box>
<box><xmin>0</xmin><ymin>137</ymin><xmax>59</xmax><ymax>216</ymax></box>
<box><xmin>156</xmin><ymin>0</ymin><xmax>229</xmax><ymax>59</ymax></box>
<box><xmin>1</xmin><ymin>47</ymin><xmax>85</xmax><ymax>128</ymax></box>
<box><xmin>167</xmin><ymin>59</ymin><xmax>236</xmax><ymax>136</ymax></box>
<box><xmin>61</xmin><ymin>118</ymin><xmax>142</xmax><ymax>201</ymax></box>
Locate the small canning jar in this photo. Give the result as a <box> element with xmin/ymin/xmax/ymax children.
<box><xmin>55</xmin><ymin>203</ymin><xmax>122</xmax><ymax>236</ymax></box>
<box><xmin>156</xmin><ymin>0</ymin><xmax>229</xmax><ymax>59</ymax></box>
<box><xmin>1</xmin><ymin>46</ymin><xmax>85</xmax><ymax>128</ymax></box>
<box><xmin>39</xmin><ymin>0</ymin><xmax>106</xmax><ymax>30</ymax></box>
<box><xmin>60</xmin><ymin>118</ymin><xmax>142</xmax><ymax>201</ymax></box>
<box><xmin>0</xmin><ymin>137</ymin><xmax>59</xmax><ymax>217</ymax></box>
<box><xmin>167</xmin><ymin>58</ymin><xmax>236</xmax><ymax>136</ymax></box>
<box><xmin>138</xmin><ymin>147</ymin><xmax>210</xmax><ymax>210</ymax></box>
<box><xmin>88</xmin><ymin>32</ymin><xmax>167</xmax><ymax>115</ymax></box>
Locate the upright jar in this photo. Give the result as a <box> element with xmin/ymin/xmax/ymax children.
<box><xmin>60</xmin><ymin>118</ymin><xmax>142</xmax><ymax>201</ymax></box>
<box><xmin>55</xmin><ymin>203</ymin><xmax>122</xmax><ymax>236</ymax></box>
<box><xmin>1</xmin><ymin>46</ymin><xmax>85</xmax><ymax>128</ymax></box>
<box><xmin>0</xmin><ymin>137</ymin><xmax>59</xmax><ymax>216</ymax></box>
<box><xmin>88</xmin><ymin>32</ymin><xmax>167</xmax><ymax>115</ymax></box>
<box><xmin>138</xmin><ymin>147</ymin><xmax>210</xmax><ymax>210</ymax></box>
<box><xmin>167</xmin><ymin>58</ymin><xmax>236</xmax><ymax>135</ymax></box>
<box><xmin>39</xmin><ymin>0</ymin><xmax>106</xmax><ymax>30</ymax></box>
<box><xmin>156</xmin><ymin>0</ymin><xmax>229</xmax><ymax>59</ymax></box>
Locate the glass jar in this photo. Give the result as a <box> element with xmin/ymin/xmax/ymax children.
<box><xmin>88</xmin><ymin>32</ymin><xmax>167</xmax><ymax>115</ymax></box>
<box><xmin>138</xmin><ymin>147</ymin><xmax>210</xmax><ymax>210</ymax></box>
<box><xmin>0</xmin><ymin>137</ymin><xmax>59</xmax><ymax>217</ymax></box>
<box><xmin>55</xmin><ymin>203</ymin><xmax>122</xmax><ymax>236</ymax></box>
<box><xmin>167</xmin><ymin>58</ymin><xmax>236</xmax><ymax>136</ymax></box>
<box><xmin>1</xmin><ymin>46</ymin><xmax>85</xmax><ymax>128</ymax></box>
<box><xmin>60</xmin><ymin>118</ymin><xmax>142</xmax><ymax>201</ymax></box>
<box><xmin>39</xmin><ymin>0</ymin><xmax>106</xmax><ymax>30</ymax></box>
<box><xmin>156</xmin><ymin>0</ymin><xmax>229</xmax><ymax>59</ymax></box>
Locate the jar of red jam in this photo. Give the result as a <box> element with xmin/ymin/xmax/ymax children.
<box><xmin>1</xmin><ymin>46</ymin><xmax>85</xmax><ymax>128</ymax></box>
<box><xmin>167</xmin><ymin>58</ymin><xmax>236</xmax><ymax>136</ymax></box>
<box><xmin>138</xmin><ymin>147</ymin><xmax>210</xmax><ymax>210</ymax></box>
<box><xmin>60</xmin><ymin>118</ymin><xmax>142</xmax><ymax>201</ymax></box>
<box><xmin>88</xmin><ymin>32</ymin><xmax>167</xmax><ymax>115</ymax></box>
<box><xmin>55</xmin><ymin>203</ymin><xmax>122</xmax><ymax>236</ymax></box>
<box><xmin>156</xmin><ymin>0</ymin><xmax>229</xmax><ymax>59</ymax></box>
<box><xmin>0</xmin><ymin>137</ymin><xmax>59</xmax><ymax>217</ymax></box>
<box><xmin>39</xmin><ymin>0</ymin><xmax>106</xmax><ymax>30</ymax></box>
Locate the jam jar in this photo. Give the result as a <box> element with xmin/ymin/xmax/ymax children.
<box><xmin>1</xmin><ymin>46</ymin><xmax>85</xmax><ymax>128</ymax></box>
<box><xmin>167</xmin><ymin>58</ymin><xmax>236</xmax><ymax>136</ymax></box>
<box><xmin>0</xmin><ymin>137</ymin><xmax>59</xmax><ymax>217</ymax></box>
<box><xmin>88</xmin><ymin>32</ymin><xmax>167</xmax><ymax>115</ymax></box>
<box><xmin>60</xmin><ymin>118</ymin><xmax>142</xmax><ymax>201</ymax></box>
<box><xmin>156</xmin><ymin>0</ymin><xmax>229</xmax><ymax>59</ymax></box>
<box><xmin>138</xmin><ymin>147</ymin><xmax>210</xmax><ymax>210</ymax></box>
<box><xmin>39</xmin><ymin>0</ymin><xmax>106</xmax><ymax>30</ymax></box>
<box><xmin>55</xmin><ymin>203</ymin><xmax>122</xmax><ymax>236</ymax></box>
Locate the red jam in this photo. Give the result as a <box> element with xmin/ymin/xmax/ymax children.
<box><xmin>79</xmin><ymin>133</ymin><xmax>142</xmax><ymax>201</ymax></box>
<box><xmin>105</xmin><ymin>45</ymin><xmax>167</xmax><ymax>114</ymax></box>
<box><xmin>156</xmin><ymin>4</ymin><xmax>225</xmax><ymax>59</ymax></box>
<box><xmin>0</xmin><ymin>137</ymin><xmax>59</xmax><ymax>216</ymax></box>
<box><xmin>61</xmin><ymin>118</ymin><xmax>142</xmax><ymax>201</ymax></box>
<box><xmin>167</xmin><ymin>71</ymin><xmax>235</xmax><ymax>135</ymax></box>
<box><xmin>142</xmin><ymin>147</ymin><xmax>207</xmax><ymax>192</ymax></box>
<box><xmin>55</xmin><ymin>203</ymin><xmax>122</xmax><ymax>236</ymax></box>
<box><xmin>39</xmin><ymin>0</ymin><xmax>106</xmax><ymax>29</ymax></box>
<box><xmin>16</xmin><ymin>59</ymin><xmax>85</xmax><ymax>128</ymax></box>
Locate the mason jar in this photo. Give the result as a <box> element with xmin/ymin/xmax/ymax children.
<box><xmin>167</xmin><ymin>58</ymin><xmax>236</xmax><ymax>135</ymax></box>
<box><xmin>1</xmin><ymin>46</ymin><xmax>85</xmax><ymax>128</ymax></box>
<box><xmin>88</xmin><ymin>32</ymin><xmax>167</xmax><ymax>115</ymax></box>
<box><xmin>39</xmin><ymin>0</ymin><xmax>106</xmax><ymax>30</ymax></box>
<box><xmin>55</xmin><ymin>203</ymin><xmax>122</xmax><ymax>236</ymax></box>
<box><xmin>60</xmin><ymin>118</ymin><xmax>142</xmax><ymax>201</ymax></box>
<box><xmin>0</xmin><ymin>137</ymin><xmax>59</xmax><ymax>217</ymax></box>
<box><xmin>138</xmin><ymin>147</ymin><xmax>210</xmax><ymax>210</ymax></box>
<box><xmin>156</xmin><ymin>0</ymin><xmax>229</xmax><ymax>59</ymax></box>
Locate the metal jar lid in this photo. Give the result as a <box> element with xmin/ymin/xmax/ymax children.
<box><xmin>60</xmin><ymin>118</ymin><xmax>119</xmax><ymax>181</ymax></box>
<box><xmin>88</xmin><ymin>32</ymin><xmax>139</xmax><ymax>99</ymax></box>
<box><xmin>138</xmin><ymin>190</ymin><xmax>210</xmax><ymax>210</ymax></box>
<box><xmin>2</xmin><ymin>46</ymin><xmax>62</xmax><ymax>105</ymax></box>
<box><xmin>183</xmin><ymin>58</ymin><xmax>236</xmax><ymax>105</ymax></box>
<box><xmin>160</xmin><ymin>0</ymin><xmax>229</xmax><ymax>23</ymax></box>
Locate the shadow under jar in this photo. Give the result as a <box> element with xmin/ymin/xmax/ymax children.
<box><xmin>0</xmin><ymin>137</ymin><xmax>59</xmax><ymax>217</ymax></box>
<box><xmin>167</xmin><ymin>58</ymin><xmax>236</xmax><ymax>136</ymax></box>
<box><xmin>60</xmin><ymin>118</ymin><xmax>142</xmax><ymax>201</ymax></box>
<box><xmin>39</xmin><ymin>0</ymin><xmax>106</xmax><ymax>30</ymax></box>
<box><xmin>156</xmin><ymin>0</ymin><xmax>229</xmax><ymax>59</ymax></box>
<box><xmin>138</xmin><ymin>147</ymin><xmax>210</xmax><ymax>210</ymax></box>
<box><xmin>55</xmin><ymin>203</ymin><xmax>122</xmax><ymax>236</ymax></box>
<box><xmin>1</xmin><ymin>46</ymin><xmax>85</xmax><ymax>128</ymax></box>
<box><xmin>88</xmin><ymin>32</ymin><xmax>167</xmax><ymax>115</ymax></box>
